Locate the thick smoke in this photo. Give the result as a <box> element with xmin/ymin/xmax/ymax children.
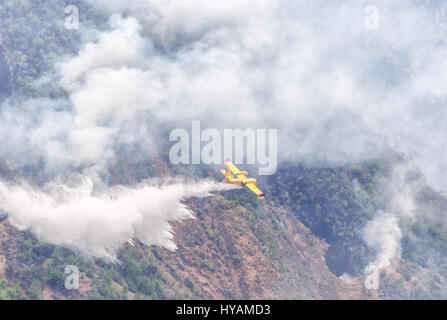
<box><xmin>4</xmin><ymin>1</ymin><xmax>447</xmax><ymax>176</ymax></box>
<box><xmin>75</xmin><ymin>1</ymin><xmax>447</xmax><ymax>272</ymax></box>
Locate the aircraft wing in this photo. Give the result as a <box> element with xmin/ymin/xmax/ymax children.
<box><xmin>224</xmin><ymin>159</ymin><xmax>248</xmax><ymax>176</ymax></box>
<box><xmin>220</xmin><ymin>169</ymin><xmax>237</xmax><ymax>183</ymax></box>
<box><xmin>245</xmin><ymin>183</ymin><xmax>265</xmax><ymax>199</ymax></box>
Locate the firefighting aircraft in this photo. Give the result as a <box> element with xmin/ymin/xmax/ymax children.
<box><xmin>220</xmin><ymin>159</ymin><xmax>265</xmax><ymax>199</ymax></box>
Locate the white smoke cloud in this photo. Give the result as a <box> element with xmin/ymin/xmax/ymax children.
<box><xmin>0</xmin><ymin>175</ymin><xmax>236</xmax><ymax>261</ymax></box>
<box><xmin>75</xmin><ymin>2</ymin><xmax>447</xmax><ymax>273</ymax></box>
<box><xmin>4</xmin><ymin>1</ymin><xmax>447</xmax><ymax>177</ymax></box>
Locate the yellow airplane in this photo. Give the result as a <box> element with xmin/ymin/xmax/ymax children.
<box><xmin>220</xmin><ymin>159</ymin><xmax>265</xmax><ymax>199</ymax></box>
